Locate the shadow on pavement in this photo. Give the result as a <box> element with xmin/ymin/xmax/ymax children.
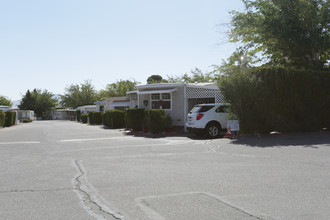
<box><xmin>228</xmin><ymin>131</ymin><xmax>330</xmax><ymax>148</ymax></box>
<box><xmin>122</xmin><ymin>128</ymin><xmax>192</xmax><ymax>139</ymax></box>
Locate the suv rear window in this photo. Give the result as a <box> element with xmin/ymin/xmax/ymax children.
<box><xmin>190</xmin><ymin>105</ymin><xmax>215</xmax><ymax>113</ymax></box>
<box><xmin>215</xmin><ymin>105</ymin><xmax>229</xmax><ymax>113</ymax></box>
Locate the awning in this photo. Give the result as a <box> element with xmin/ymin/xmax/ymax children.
<box><xmin>126</xmin><ymin>90</ymin><xmax>138</xmax><ymax>94</ymax></box>
<box><xmin>110</xmin><ymin>101</ymin><xmax>130</xmax><ymax>107</ymax></box>
<box><xmin>94</xmin><ymin>100</ymin><xmax>106</xmax><ymax>104</ymax></box>
<box><xmin>137</xmin><ymin>88</ymin><xmax>177</xmax><ymax>95</ymax></box>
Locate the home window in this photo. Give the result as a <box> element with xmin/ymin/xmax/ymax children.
<box><xmin>151</xmin><ymin>94</ymin><xmax>160</xmax><ymax>100</ymax></box>
<box><xmin>131</xmin><ymin>94</ymin><xmax>138</xmax><ymax>100</ymax></box>
<box><xmin>151</xmin><ymin>93</ymin><xmax>171</xmax><ymax>109</ymax></box>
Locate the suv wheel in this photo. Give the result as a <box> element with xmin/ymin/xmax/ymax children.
<box><xmin>205</xmin><ymin>123</ymin><xmax>220</xmax><ymax>138</ymax></box>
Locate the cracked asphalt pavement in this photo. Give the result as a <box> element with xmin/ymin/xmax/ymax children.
<box><xmin>1</xmin><ymin>121</ymin><xmax>330</xmax><ymax>220</ymax></box>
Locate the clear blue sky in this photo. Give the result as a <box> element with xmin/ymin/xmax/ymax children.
<box><xmin>0</xmin><ymin>0</ymin><xmax>244</xmax><ymax>101</ymax></box>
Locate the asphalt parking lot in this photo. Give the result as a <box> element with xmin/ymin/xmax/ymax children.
<box><xmin>1</xmin><ymin>121</ymin><xmax>330</xmax><ymax>220</ymax></box>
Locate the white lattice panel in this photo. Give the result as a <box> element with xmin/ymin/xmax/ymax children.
<box><xmin>186</xmin><ymin>87</ymin><xmax>224</xmax><ymax>103</ymax></box>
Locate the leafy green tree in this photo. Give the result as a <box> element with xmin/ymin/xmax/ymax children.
<box><xmin>19</xmin><ymin>89</ymin><xmax>57</xmax><ymax>118</ymax></box>
<box><xmin>167</xmin><ymin>68</ymin><xmax>216</xmax><ymax>83</ymax></box>
<box><xmin>147</xmin><ymin>75</ymin><xmax>168</xmax><ymax>84</ymax></box>
<box><xmin>211</xmin><ymin>50</ymin><xmax>253</xmax><ymax>76</ymax></box>
<box><xmin>60</xmin><ymin>80</ymin><xmax>97</xmax><ymax>109</ymax></box>
<box><xmin>219</xmin><ymin>67</ymin><xmax>330</xmax><ymax>133</ymax></box>
<box><xmin>98</xmin><ymin>79</ymin><xmax>138</xmax><ymax>100</ymax></box>
<box><xmin>34</xmin><ymin>90</ymin><xmax>58</xmax><ymax>118</ymax></box>
<box><xmin>19</xmin><ymin>90</ymin><xmax>34</xmax><ymax>110</ymax></box>
<box><xmin>229</xmin><ymin>0</ymin><xmax>329</xmax><ymax>70</ymax></box>
<box><xmin>189</xmin><ymin>68</ymin><xmax>214</xmax><ymax>83</ymax></box>
<box><xmin>0</xmin><ymin>96</ymin><xmax>12</xmax><ymax>107</ymax></box>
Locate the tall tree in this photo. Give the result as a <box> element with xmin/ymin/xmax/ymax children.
<box><xmin>60</xmin><ymin>80</ymin><xmax>97</xmax><ymax>109</ymax></box>
<box><xmin>147</xmin><ymin>75</ymin><xmax>168</xmax><ymax>84</ymax></box>
<box><xmin>98</xmin><ymin>79</ymin><xmax>138</xmax><ymax>100</ymax></box>
<box><xmin>19</xmin><ymin>89</ymin><xmax>57</xmax><ymax>118</ymax></box>
<box><xmin>0</xmin><ymin>96</ymin><xmax>12</xmax><ymax>107</ymax></box>
<box><xmin>229</xmin><ymin>0</ymin><xmax>329</xmax><ymax>70</ymax></box>
<box><xmin>189</xmin><ymin>68</ymin><xmax>214</xmax><ymax>83</ymax></box>
<box><xmin>19</xmin><ymin>90</ymin><xmax>34</xmax><ymax>110</ymax></box>
<box><xmin>167</xmin><ymin>68</ymin><xmax>216</xmax><ymax>83</ymax></box>
<box><xmin>212</xmin><ymin>51</ymin><xmax>253</xmax><ymax>76</ymax></box>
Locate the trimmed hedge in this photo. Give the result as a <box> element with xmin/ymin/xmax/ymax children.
<box><xmin>101</xmin><ymin>112</ymin><xmax>106</xmax><ymax>125</ymax></box>
<box><xmin>103</xmin><ymin>111</ymin><xmax>111</xmax><ymax>127</ymax></box>
<box><xmin>23</xmin><ymin>119</ymin><xmax>33</xmax><ymax>123</ymax></box>
<box><xmin>144</xmin><ymin>109</ymin><xmax>167</xmax><ymax>134</ymax></box>
<box><xmin>103</xmin><ymin>110</ymin><xmax>125</xmax><ymax>128</ymax></box>
<box><xmin>0</xmin><ymin>111</ymin><xmax>5</xmax><ymax>127</ymax></box>
<box><xmin>88</xmin><ymin>111</ymin><xmax>102</xmax><ymax>125</ymax></box>
<box><xmin>4</xmin><ymin>111</ymin><xmax>16</xmax><ymax>127</ymax></box>
<box><xmin>126</xmin><ymin>108</ymin><xmax>145</xmax><ymax>131</ymax></box>
<box><xmin>81</xmin><ymin>114</ymin><xmax>88</xmax><ymax>123</ymax></box>
<box><xmin>220</xmin><ymin>67</ymin><xmax>330</xmax><ymax>133</ymax></box>
<box><xmin>88</xmin><ymin>112</ymin><xmax>94</xmax><ymax>124</ymax></box>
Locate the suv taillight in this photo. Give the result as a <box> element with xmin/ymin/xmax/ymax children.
<box><xmin>196</xmin><ymin>113</ymin><xmax>204</xmax><ymax>120</ymax></box>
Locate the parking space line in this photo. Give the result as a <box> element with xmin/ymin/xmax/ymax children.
<box><xmin>135</xmin><ymin>197</ymin><xmax>166</xmax><ymax>220</ymax></box>
<box><xmin>57</xmin><ymin>137</ymin><xmax>120</xmax><ymax>143</ymax></box>
<box><xmin>136</xmin><ymin>192</ymin><xmax>262</xmax><ymax>220</ymax></box>
<box><xmin>0</xmin><ymin>141</ymin><xmax>40</xmax><ymax>145</ymax></box>
<box><xmin>56</xmin><ymin>140</ymin><xmax>198</xmax><ymax>153</ymax></box>
<box><xmin>91</xmin><ymin>152</ymin><xmax>199</xmax><ymax>160</ymax></box>
<box><xmin>58</xmin><ymin>143</ymin><xmax>174</xmax><ymax>153</ymax></box>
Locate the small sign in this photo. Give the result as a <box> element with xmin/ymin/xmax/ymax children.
<box><xmin>227</xmin><ymin>120</ymin><xmax>240</xmax><ymax>131</ymax></box>
<box><xmin>225</xmin><ymin>128</ymin><xmax>233</xmax><ymax>137</ymax></box>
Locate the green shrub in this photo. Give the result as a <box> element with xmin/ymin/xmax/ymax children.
<box><xmin>144</xmin><ymin>109</ymin><xmax>167</xmax><ymax>134</ymax></box>
<box><xmin>103</xmin><ymin>111</ymin><xmax>111</xmax><ymax>127</ymax></box>
<box><xmin>103</xmin><ymin>110</ymin><xmax>125</xmax><ymax>128</ymax></box>
<box><xmin>93</xmin><ymin>111</ymin><xmax>103</xmax><ymax>125</ymax></box>
<box><xmin>103</xmin><ymin>110</ymin><xmax>116</xmax><ymax>128</ymax></box>
<box><xmin>23</xmin><ymin>119</ymin><xmax>33</xmax><ymax>123</ymax></box>
<box><xmin>88</xmin><ymin>111</ymin><xmax>102</xmax><ymax>125</ymax></box>
<box><xmin>88</xmin><ymin>112</ymin><xmax>94</xmax><ymax>124</ymax></box>
<box><xmin>101</xmin><ymin>112</ymin><xmax>106</xmax><ymax>125</ymax></box>
<box><xmin>81</xmin><ymin>114</ymin><xmax>88</xmax><ymax>123</ymax></box>
<box><xmin>220</xmin><ymin>67</ymin><xmax>330</xmax><ymax>133</ymax></box>
<box><xmin>76</xmin><ymin>110</ymin><xmax>81</xmax><ymax>122</ymax></box>
<box><xmin>4</xmin><ymin>111</ymin><xmax>16</xmax><ymax>127</ymax></box>
<box><xmin>112</xmin><ymin>110</ymin><xmax>125</xmax><ymax>128</ymax></box>
<box><xmin>12</xmin><ymin>111</ymin><xmax>16</xmax><ymax>126</ymax></box>
<box><xmin>165</xmin><ymin>115</ymin><xmax>172</xmax><ymax>130</ymax></box>
<box><xmin>126</xmin><ymin>108</ymin><xmax>145</xmax><ymax>131</ymax></box>
<box><xmin>0</xmin><ymin>111</ymin><xmax>5</xmax><ymax>127</ymax></box>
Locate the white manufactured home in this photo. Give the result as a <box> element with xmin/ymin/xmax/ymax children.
<box><xmin>76</xmin><ymin>105</ymin><xmax>97</xmax><ymax>114</ymax></box>
<box><xmin>49</xmin><ymin>109</ymin><xmax>76</xmax><ymax>120</ymax></box>
<box><xmin>17</xmin><ymin>110</ymin><xmax>35</xmax><ymax>121</ymax></box>
<box><xmin>0</xmin><ymin>106</ymin><xmax>10</xmax><ymax>111</ymax></box>
<box><xmin>127</xmin><ymin>83</ymin><xmax>224</xmax><ymax>130</ymax></box>
<box><xmin>94</xmin><ymin>97</ymin><xmax>130</xmax><ymax>112</ymax></box>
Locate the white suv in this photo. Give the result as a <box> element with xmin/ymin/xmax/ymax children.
<box><xmin>186</xmin><ymin>103</ymin><xmax>229</xmax><ymax>138</ymax></box>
